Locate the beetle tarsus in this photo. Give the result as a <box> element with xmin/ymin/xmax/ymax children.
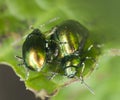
<box><xmin>80</xmin><ymin>77</ymin><xmax>95</xmax><ymax>95</ymax></box>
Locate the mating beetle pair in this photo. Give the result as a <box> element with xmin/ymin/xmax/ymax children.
<box><xmin>21</xmin><ymin>20</ymin><xmax>100</xmax><ymax>80</ymax></box>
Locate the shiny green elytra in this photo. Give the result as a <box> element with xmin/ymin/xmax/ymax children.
<box><xmin>22</xmin><ymin>29</ymin><xmax>46</xmax><ymax>71</ymax></box>
<box><xmin>50</xmin><ymin>20</ymin><xmax>101</xmax><ymax>78</ymax></box>
<box><xmin>22</xmin><ymin>20</ymin><xmax>101</xmax><ymax>79</ymax></box>
<box><xmin>22</xmin><ymin>28</ymin><xmax>58</xmax><ymax>72</ymax></box>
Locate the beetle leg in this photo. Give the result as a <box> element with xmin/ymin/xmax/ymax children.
<box><xmin>15</xmin><ymin>55</ymin><xmax>23</xmax><ymax>61</ymax></box>
<box><xmin>17</xmin><ymin>62</ymin><xmax>25</xmax><ymax>66</ymax></box>
<box><xmin>79</xmin><ymin>76</ymin><xmax>95</xmax><ymax>95</ymax></box>
<box><xmin>88</xmin><ymin>44</ymin><xmax>93</xmax><ymax>51</ymax></box>
<box><xmin>24</xmin><ymin>68</ymin><xmax>30</xmax><ymax>80</ymax></box>
<box><xmin>79</xmin><ymin>62</ymin><xmax>85</xmax><ymax>78</ymax></box>
<box><xmin>48</xmin><ymin>65</ymin><xmax>60</xmax><ymax>80</ymax></box>
<box><xmin>48</xmin><ymin>72</ymin><xmax>57</xmax><ymax>80</ymax></box>
<box><xmin>80</xmin><ymin>56</ymin><xmax>96</xmax><ymax>75</ymax></box>
<box><xmin>81</xmin><ymin>62</ymin><xmax>85</xmax><ymax>74</ymax></box>
<box><xmin>15</xmin><ymin>56</ymin><xmax>26</xmax><ymax>67</ymax></box>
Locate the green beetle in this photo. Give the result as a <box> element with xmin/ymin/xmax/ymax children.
<box><xmin>21</xmin><ymin>28</ymin><xmax>59</xmax><ymax>72</ymax></box>
<box><xmin>20</xmin><ymin>20</ymin><xmax>100</xmax><ymax>80</ymax></box>
<box><xmin>49</xmin><ymin>20</ymin><xmax>101</xmax><ymax>78</ymax></box>
<box><xmin>16</xmin><ymin>19</ymin><xmax>101</xmax><ymax>94</ymax></box>
<box><xmin>22</xmin><ymin>29</ymin><xmax>46</xmax><ymax>71</ymax></box>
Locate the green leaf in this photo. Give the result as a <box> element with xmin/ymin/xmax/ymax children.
<box><xmin>0</xmin><ymin>0</ymin><xmax>120</xmax><ymax>100</ymax></box>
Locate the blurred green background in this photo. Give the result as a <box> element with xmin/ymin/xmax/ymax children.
<box><xmin>0</xmin><ymin>0</ymin><xmax>120</xmax><ymax>100</ymax></box>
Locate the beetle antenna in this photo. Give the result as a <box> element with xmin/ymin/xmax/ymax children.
<box><xmin>47</xmin><ymin>17</ymin><xmax>60</xmax><ymax>25</ymax></box>
<box><xmin>15</xmin><ymin>56</ymin><xmax>23</xmax><ymax>61</ymax></box>
<box><xmin>80</xmin><ymin>77</ymin><xmax>95</xmax><ymax>95</ymax></box>
<box><xmin>39</xmin><ymin>17</ymin><xmax>60</xmax><ymax>28</ymax></box>
<box><xmin>45</xmin><ymin>26</ymin><xmax>58</xmax><ymax>37</ymax></box>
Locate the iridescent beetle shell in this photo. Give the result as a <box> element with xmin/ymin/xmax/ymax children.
<box><xmin>51</xmin><ymin>20</ymin><xmax>88</xmax><ymax>57</ymax></box>
<box><xmin>20</xmin><ymin>20</ymin><xmax>101</xmax><ymax>95</ymax></box>
<box><xmin>22</xmin><ymin>29</ymin><xmax>46</xmax><ymax>71</ymax></box>
<box><xmin>22</xmin><ymin>20</ymin><xmax>101</xmax><ymax>79</ymax></box>
<box><xmin>50</xmin><ymin>20</ymin><xmax>100</xmax><ymax>78</ymax></box>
